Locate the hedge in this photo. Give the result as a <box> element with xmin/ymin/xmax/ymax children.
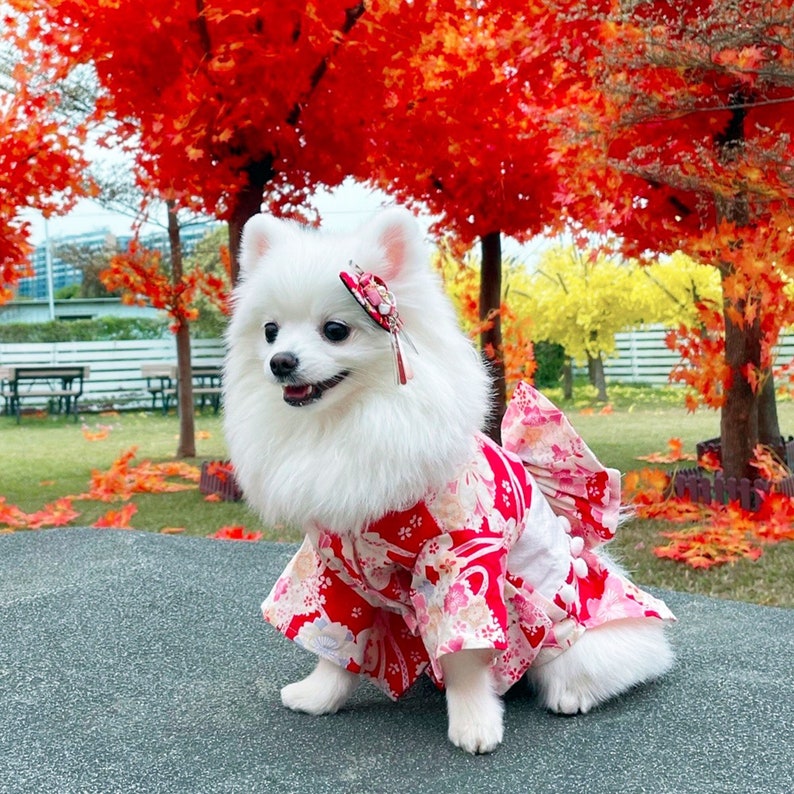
<box><xmin>0</xmin><ymin>317</ymin><xmax>169</xmax><ymax>343</ymax></box>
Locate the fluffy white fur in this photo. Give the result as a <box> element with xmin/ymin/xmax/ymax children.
<box><xmin>224</xmin><ymin>209</ymin><xmax>673</xmax><ymax>754</ymax></box>
<box><xmin>224</xmin><ymin>209</ymin><xmax>490</xmax><ymax>534</ymax></box>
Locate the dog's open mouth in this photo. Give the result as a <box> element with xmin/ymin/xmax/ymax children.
<box><xmin>281</xmin><ymin>372</ymin><xmax>349</xmax><ymax>407</ymax></box>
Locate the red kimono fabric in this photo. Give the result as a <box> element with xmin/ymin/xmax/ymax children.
<box><xmin>262</xmin><ymin>382</ymin><xmax>675</xmax><ymax>699</ymax></box>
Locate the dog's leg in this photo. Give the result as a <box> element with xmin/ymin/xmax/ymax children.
<box><xmin>281</xmin><ymin>657</ymin><xmax>360</xmax><ymax>715</ymax></box>
<box><xmin>528</xmin><ymin>619</ymin><xmax>674</xmax><ymax>715</ymax></box>
<box><xmin>441</xmin><ymin>649</ymin><xmax>504</xmax><ymax>754</ymax></box>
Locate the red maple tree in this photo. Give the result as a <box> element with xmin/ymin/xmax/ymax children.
<box><xmin>555</xmin><ymin>0</ymin><xmax>794</xmax><ymax>480</ymax></box>
<box><xmin>8</xmin><ymin>0</ymin><xmax>398</xmax><ymax>279</ymax></box>
<box><xmin>332</xmin><ymin>4</ymin><xmax>581</xmax><ymax>437</ymax></box>
<box><xmin>9</xmin><ymin>1</ymin><xmax>576</xmax><ymax>442</ymax></box>
<box><xmin>0</xmin><ymin>49</ymin><xmax>89</xmax><ymax>301</ymax></box>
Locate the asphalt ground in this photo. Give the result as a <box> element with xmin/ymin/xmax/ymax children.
<box><xmin>1</xmin><ymin>528</ymin><xmax>791</xmax><ymax>794</ymax></box>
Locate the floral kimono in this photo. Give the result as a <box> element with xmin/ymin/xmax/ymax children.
<box><xmin>262</xmin><ymin>382</ymin><xmax>675</xmax><ymax>699</ymax></box>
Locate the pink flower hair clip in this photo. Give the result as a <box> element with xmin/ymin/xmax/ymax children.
<box><xmin>339</xmin><ymin>264</ymin><xmax>415</xmax><ymax>385</ymax></box>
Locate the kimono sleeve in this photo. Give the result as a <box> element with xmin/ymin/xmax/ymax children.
<box><xmin>262</xmin><ymin>537</ymin><xmax>429</xmax><ymax>699</ymax></box>
<box><xmin>410</xmin><ymin>528</ymin><xmax>510</xmax><ymax>685</ymax></box>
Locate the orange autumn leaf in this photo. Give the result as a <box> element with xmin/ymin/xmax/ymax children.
<box><xmin>698</xmin><ymin>449</ymin><xmax>722</xmax><ymax>473</ymax></box>
<box><xmin>205</xmin><ymin>461</ymin><xmax>234</xmax><ymax>482</ymax></box>
<box><xmin>654</xmin><ymin>525</ymin><xmax>763</xmax><ymax>569</ymax></box>
<box><xmin>210</xmin><ymin>525</ymin><xmax>262</xmax><ymax>542</ymax></box>
<box><xmin>639</xmin><ymin>499</ymin><xmax>712</xmax><ymax>523</ymax></box>
<box><xmin>81</xmin><ymin>423</ymin><xmax>112</xmax><ymax>441</ymax></box>
<box><xmin>25</xmin><ymin>497</ymin><xmax>80</xmax><ymax>529</ymax></box>
<box><xmin>749</xmin><ymin>444</ymin><xmax>791</xmax><ymax>483</ymax></box>
<box><xmin>78</xmin><ymin>447</ymin><xmax>139</xmax><ymax>501</ymax></box>
<box><xmin>622</xmin><ymin>467</ymin><xmax>670</xmax><ymax>506</ymax></box>
<box><xmin>645</xmin><ymin>476</ymin><xmax>794</xmax><ymax>568</ymax></box>
<box><xmin>160</xmin><ymin>526</ymin><xmax>186</xmax><ymax>535</ymax></box>
<box><xmin>77</xmin><ymin>448</ymin><xmax>199</xmax><ymax>502</ymax></box>
<box><xmin>753</xmin><ymin>493</ymin><xmax>794</xmax><ymax>543</ymax></box>
<box><xmin>93</xmin><ymin>503</ymin><xmax>137</xmax><ymax>529</ymax></box>
<box><xmin>0</xmin><ymin>496</ymin><xmax>28</xmax><ymax>528</ymax></box>
<box><xmin>145</xmin><ymin>460</ymin><xmax>201</xmax><ymax>483</ymax></box>
<box><xmin>636</xmin><ymin>438</ymin><xmax>697</xmax><ymax>464</ymax></box>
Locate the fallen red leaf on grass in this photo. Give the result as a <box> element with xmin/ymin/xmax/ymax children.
<box><xmin>0</xmin><ymin>496</ymin><xmax>28</xmax><ymax>528</ymax></box>
<box><xmin>93</xmin><ymin>503</ymin><xmax>137</xmax><ymax>529</ymax></box>
<box><xmin>81</xmin><ymin>423</ymin><xmax>113</xmax><ymax>442</ymax></box>
<box><xmin>622</xmin><ymin>467</ymin><xmax>670</xmax><ymax>507</ymax></box>
<box><xmin>624</xmin><ymin>464</ymin><xmax>794</xmax><ymax>569</ymax></box>
<box><xmin>753</xmin><ymin>492</ymin><xmax>794</xmax><ymax>543</ymax></box>
<box><xmin>210</xmin><ymin>525</ymin><xmax>262</xmax><ymax>542</ymax></box>
<box><xmin>654</xmin><ymin>525</ymin><xmax>763</xmax><ymax>569</ymax></box>
<box><xmin>76</xmin><ymin>447</ymin><xmax>200</xmax><ymax>502</ymax></box>
<box><xmin>25</xmin><ymin>498</ymin><xmax>81</xmax><ymax>529</ymax></box>
<box><xmin>636</xmin><ymin>437</ymin><xmax>697</xmax><ymax>464</ymax></box>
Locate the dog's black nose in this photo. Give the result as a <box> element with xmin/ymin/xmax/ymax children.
<box><xmin>270</xmin><ymin>352</ymin><xmax>299</xmax><ymax>378</ymax></box>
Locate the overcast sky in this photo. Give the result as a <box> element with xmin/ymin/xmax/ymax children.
<box><xmin>22</xmin><ymin>177</ymin><xmax>549</xmax><ymax>266</ymax></box>
<box><xmin>23</xmin><ymin>179</ymin><xmax>393</xmax><ymax>242</ymax></box>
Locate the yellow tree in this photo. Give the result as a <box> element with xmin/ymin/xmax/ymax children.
<box><xmin>526</xmin><ymin>246</ymin><xmax>643</xmax><ymax>400</ymax></box>
<box><xmin>632</xmin><ymin>251</ymin><xmax>723</xmax><ymax>329</ymax></box>
<box><xmin>524</xmin><ymin>246</ymin><xmax>722</xmax><ymax>400</ymax></box>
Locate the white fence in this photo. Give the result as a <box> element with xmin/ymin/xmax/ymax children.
<box><xmin>0</xmin><ymin>338</ymin><xmax>225</xmax><ymax>410</ymax></box>
<box><xmin>2</xmin><ymin>327</ymin><xmax>793</xmax><ymax>411</ymax></box>
<box><xmin>604</xmin><ymin>326</ymin><xmax>794</xmax><ymax>385</ymax></box>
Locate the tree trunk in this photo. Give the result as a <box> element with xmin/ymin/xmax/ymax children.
<box><xmin>167</xmin><ymin>200</ymin><xmax>196</xmax><ymax>459</ymax></box>
<box><xmin>758</xmin><ymin>369</ymin><xmax>781</xmax><ymax>448</ymax></box>
<box><xmin>228</xmin><ymin>156</ymin><xmax>276</xmax><ymax>284</ymax></box>
<box><xmin>587</xmin><ymin>356</ymin><xmax>596</xmax><ymax>386</ymax></box>
<box><xmin>720</xmin><ymin>294</ymin><xmax>761</xmax><ymax>480</ymax></box>
<box><xmin>563</xmin><ymin>357</ymin><xmax>574</xmax><ymax>400</ymax></box>
<box><xmin>588</xmin><ymin>353</ymin><xmax>608</xmax><ymax>402</ymax></box>
<box><xmin>480</xmin><ymin>231</ymin><xmax>505</xmax><ymax>442</ymax></box>
<box><xmin>712</xmin><ymin>91</ymin><xmax>782</xmax><ymax>480</ymax></box>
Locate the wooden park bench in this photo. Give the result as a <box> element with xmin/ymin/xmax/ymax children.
<box><xmin>141</xmin><ymin>362</ymin><xmax>223</xmax><ymax>415</ymax></box>
<box><xmin>0</xmin><ymin>364</ymin><xmax>90</xmax><ymax>423</ymax></box>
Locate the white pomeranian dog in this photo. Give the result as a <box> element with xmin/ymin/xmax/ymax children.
<box><xmin>223</xmin><ymin>208</ymin><xmax>675</xmax><ymax>754</ymax></box>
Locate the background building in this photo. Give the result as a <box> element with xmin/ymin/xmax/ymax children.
<box><xmin>14</xmin><ymin>221</ymin><xmax>221</xmax><ymax>303</ymax></box>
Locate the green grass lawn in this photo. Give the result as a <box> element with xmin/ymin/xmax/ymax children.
<box><xmin>1</xmin><ymin>387</ymin><xmax>792</xmax><ymax>607</ymax></box>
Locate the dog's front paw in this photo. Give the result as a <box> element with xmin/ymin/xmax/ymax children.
<box><xmin>441</xmin><ymin>648</ymin><xmax>505</xmax><ymax>754</ymax></box>
<box><xmin>446</xmin><ymin>690</ymin><xmax>504</xmax><ymax>754</ymax></box>
<box><xmin>280</xmin><ymin>657</ymin><xmax>359</xmax><ymax>715</ymax></box>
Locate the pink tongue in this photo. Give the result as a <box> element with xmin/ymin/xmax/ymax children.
<box><xmin>284</xmin><ymin>384</ymin><xmax>313</xmax><ymax>401</ymax></box>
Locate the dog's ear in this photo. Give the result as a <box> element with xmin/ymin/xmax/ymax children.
<box><xmin>238</xmin><ymin>214</ymin><xmax>289</xmax><ymax>276</ymax></box>
<box><xmin>365</xmin><ymin>208</ymin><xmax>422</xmax><ymax>282</ymax></box>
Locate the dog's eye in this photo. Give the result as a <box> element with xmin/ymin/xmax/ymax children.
<box><xmin>263</xmin><ymin>322</ymin><xmax>279</xmax><ymax>344</ymax></box>
<box><xmin>322</xmin><ymin>321</ymin><xmax>350</xmax><ymax>343</ymax></box>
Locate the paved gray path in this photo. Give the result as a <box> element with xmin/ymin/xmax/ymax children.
<box><xmin>0</xmin><ymin>529</ymin><xmax>791</xmax><ymax>794</ymax></box>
